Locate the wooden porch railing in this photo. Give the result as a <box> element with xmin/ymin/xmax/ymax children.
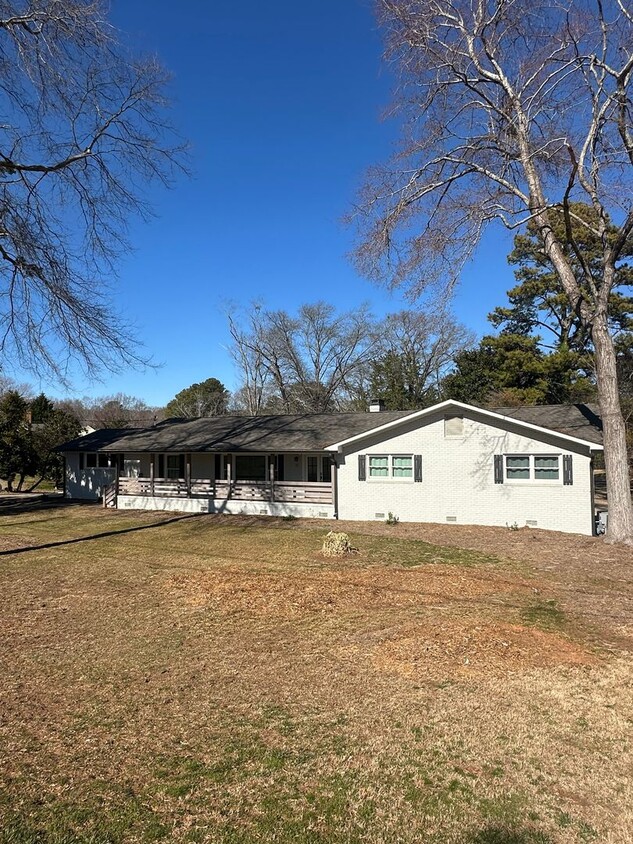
<box><xmin>103</xmin><ymin>480</ymin><xmax>118</xmax><ymax>509</ymax></box>
<box><xmin>117</xmin><ymin>477</ymin><xmax>333</xmax><ymax>505</ymax></box>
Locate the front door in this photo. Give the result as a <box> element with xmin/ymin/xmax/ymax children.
<box><xmin>306</xmin><ymin>455</ymin><xmax>331</xmax><ymax>483</ymax></box>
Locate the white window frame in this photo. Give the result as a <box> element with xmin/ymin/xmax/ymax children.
<box><xmin>367</xmin><ymin>454</ymin><xmax>414</xmax><ymax>481</ymax></box>
<box><xmin>504</xmin><ymin>454</ymin><xmax>561</xmax><ymax>484</ymax></box>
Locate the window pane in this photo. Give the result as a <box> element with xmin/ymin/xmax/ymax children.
<box><xmin>86</xmin><ymin>453</ymin><xmax>97</xmax><ymax>468</ymax></box>
<box><xmin>506</xmin><ymin>456</ymin><xmax>529</xmax><ymax>480</ymax></box>
<box><xmin>369</xmin><ymin>456</ymin><xmax>389</xmax><ymax>477</ymax></box>
<box><xmin>97</xmin><ymin>454</ymin><xmax>110</xmax><ymax>468</ymax></box>
<box><xmin>535</xmin><ymin>455</ymin><xmax>559</xmax><ymax>480</ymax></box>
<box><xmin>235</xmin><ymin>455</ymin><xmax>266</xmax><ymax>481</ymax></box>
<box><xmin>392</xmin><ymin>456</ymin><xmax>412</xmax><ymax>477</ymax></box>
<box><xmin>167</xmin><ymin>455</ymin><xmax>183</xmax><ymax>479</ymax></box>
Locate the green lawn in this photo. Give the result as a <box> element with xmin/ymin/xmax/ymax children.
<box><xmin>0</xmin><ymin>505</ymin><xmax>631</xmax><ymax>843</ymax></box>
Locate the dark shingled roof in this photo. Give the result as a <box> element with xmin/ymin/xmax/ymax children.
<box><xmin>57</xmin><ymin>428</ymin><xmax>134</xmax><ymax>452</ymax></box>
<box><xmin>56</xmin><ymin>402</ymin><xmax>603</xmax><ymax>454</ymax></box>
<box><xmin>490</xmin><ymin>403</ymin><xmax>603</xmax><ymax>445</ymax></box>
<box><xmin>57</xmin><ymin>412</ymin><xmax>413</xmax><ymax>453</ymax></box>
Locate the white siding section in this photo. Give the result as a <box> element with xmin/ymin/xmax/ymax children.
<box><xmin>64</xmin><ymin>454</ymin><xmax>115</xmax><ymax>500</ymax></box>
<box><xmin>336</xmin><ymin>412</ymin><xmax>594</xmax><ymax>535</ymax></box>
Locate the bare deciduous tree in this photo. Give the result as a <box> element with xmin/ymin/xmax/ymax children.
<box><xmin>0</xmin><ymin>1</ymin><xmax>186</xmax><ymax>383</ymax></box>
<box><xmin>228</xmin><ymin>302</ymin><xmax>377</xmax><ymax>414</ymax></box>
<box><xmin>370</xmin><ymin>308</ymin><xmax>474</xmax><ymax>408</ymax></box>
<box><xmin>353</xmin><ymin>0</ymin><xmax>633</xmax><ymax>543</ymax></box>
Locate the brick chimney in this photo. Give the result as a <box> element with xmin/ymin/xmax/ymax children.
<box><xmin>369</xmin><ymin>399</ymin><xmax>385</xmax><ymax>413</ymax></box>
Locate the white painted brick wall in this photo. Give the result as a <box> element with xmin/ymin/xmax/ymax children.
<box><xmin>64</xmin><ymin>453</ymin><xmax>115</xmax><ymax>500</ymax></box>
<box><xmin>335</xmin><ymin>411</ymin><xmax>595</xmax><ymax>535</ymax></box>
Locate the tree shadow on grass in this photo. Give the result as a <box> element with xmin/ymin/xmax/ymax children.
<box><xmin>465</xmin><ymin>826</ymin><xmax>553</xmax><ymax>844</ymax></box>
<box><xmin>0</xmin><ymin>512</ymin><xmax>204</xmax><ymax>557</ymax></box>
<box><xmin>0</xmin><ymin>493</ymin><xmax>81</xmax><ymax>516</ymax></box>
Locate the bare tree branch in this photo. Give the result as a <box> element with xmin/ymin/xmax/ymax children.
<box><xmin>0</xmin><ymin>1</ymin><xmax>188</xmax><ymax>383</ymax></box>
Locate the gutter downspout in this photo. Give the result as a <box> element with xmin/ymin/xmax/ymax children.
<box><xmin>331</xmin><ymin>454</ymin><xmax>339</xmax><ymax>520</ymax></box>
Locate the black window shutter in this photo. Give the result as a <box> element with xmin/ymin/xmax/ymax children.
<box><xmin>414</xmin><ymin>454</ymin><xmax>423</xmax><ymax>482</ymax></box>
<box><xmin>358</xmin><ymin>454</ymin><xmax>366</xmax><ymax>481</ymax></box>
<box><xmin>214</xmin><ymin>454</ymin><xmax>221</xmax><ymax>480</ymax></box>
<box><xmin>277</xmin><ymin>454</ymin><xmax>285</xmax><ymax>481</ymax></box>
<box><xmin>494</xmin><ymin>455</ymin><xmax>504</xmax><ymax>484</ymax></box>
<box><xmin>179</xmin><ymin>454</ymin><xmax>186</xmax><ymax>478</ymax></box>
<box><xmin>158</xmin><ymin>454</ymin><xmax>164</xmax><ymax>478</ymax></box>
<box><xmin>563</xmin><ymin>454</ymin><xmax>573</xmax><ymax>485</ymax></box>
<box><xmin>79</xmin><ymin>452</ymin><xmax>85</xmax><ymax>471</ymax></box>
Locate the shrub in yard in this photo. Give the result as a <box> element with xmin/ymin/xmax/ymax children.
<box><xmin>322</xmin><ymin>531</ymin><xmax>356</xmax><ymax>557</ymax></box>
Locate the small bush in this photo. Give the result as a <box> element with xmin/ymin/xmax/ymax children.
<box><xmin>322</xmin><ymin>531</ymin><xmax>357</xmax><ymax>557</ymax></box>
<box><xmin>385</xmin><ymin>512</ymin><xmax>399</xmax><ymax>526</ymax></box>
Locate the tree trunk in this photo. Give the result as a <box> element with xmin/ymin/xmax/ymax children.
<box><xmin>592</xmin><ymin>311</ymin><xmax>633</xmax><ymax>544</ymax></box>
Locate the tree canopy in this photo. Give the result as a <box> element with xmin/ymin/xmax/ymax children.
<box><xmin>0</xmin><ymin>1</ymin><xmax>185</xmax><ymax>382</ymax></box>
<box><xmin>369</xmin><ymin>309</ymin><xmax>472</xmax><ymax>410</ymax></box>
<box><xmin>0</xmin><ymin>390</ymin><xmax>80</xmax><ymax>491</ymax></box>
<box><xmin>490</xmin><ymin>205</ymin><xmax>633</xmax><ymax>357</ymax></box>
<box><xmin>228</xmin><ymin>302</ymin><xmax>375</xmax><ymax>414</ymax></box>
<box><xmin>165</xmin><ymin>379</ymin><xmax>230</xmax><ymax>418</ymax></box>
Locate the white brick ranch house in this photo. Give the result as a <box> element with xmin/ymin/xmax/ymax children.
<box><xmin>57</xmin><ymin>400</ymin><xmax>604</xmax><ymax>535</ymax></box>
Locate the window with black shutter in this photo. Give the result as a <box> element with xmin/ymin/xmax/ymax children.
<box><xmin>414</xmin><ymin>454</ymin><xmax>423</xmax><ymax>482</ymax></box>
<box><xmin>494</xmin><ymin>455</ymin><xmax>504</xmax><ymax>483</ymax></box>
<box><xmin>358</xmin><ymin>454</ymin><xmax>366</xmax><ymax>481</ymax></box>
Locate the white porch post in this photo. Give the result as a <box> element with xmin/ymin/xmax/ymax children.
<box><xmin>331</xmin><ymin>456</ymin><xmax>338</xmax><ymax>517</ymax></box>
<box><xmin>269</xmin><ymin>456</ymin><xmax>275</xmax><ymax>502</ymax></box>
<box><xmin>150</xmin><ymin>454</ymin><xmax>155</xmax><ymax>497</ymax></box>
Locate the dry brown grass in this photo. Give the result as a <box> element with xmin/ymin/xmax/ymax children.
<box><xmin>0</xmin><ymin>504</ymin><xmax>632</xmax><ymax>843</ymax></box>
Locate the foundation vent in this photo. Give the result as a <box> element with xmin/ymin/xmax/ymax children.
<box><xmin>375</xmin><ymin>512</ymin><xmax>385</xmax><ymax>520</ymax></box>
<box><xmin>526</xmin><ymin>519</ymin><xmax>538</xmax><ymax>527</ymax></box>
<box><xmin>446</xmin><ymin>515</ymin><xmax>457</xmax><ymax>523</ymax></box>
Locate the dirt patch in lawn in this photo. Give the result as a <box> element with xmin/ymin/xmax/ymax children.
<box><xmin>363</xmin><ymin>618</ymin><xmax>593</xmax><ymax>678</ymax></box>
<box><xmin>165</xmin><ymin>559</ymin><xmax>595</xmax><ymax>679</ymax></box>
<box><xmin>165</xmin><ymin>564</ymin><xmax>530</xmax><ymax>617</ymax></box>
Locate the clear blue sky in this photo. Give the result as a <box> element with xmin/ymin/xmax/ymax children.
<box><xmin>41</xmin><ymin>0</ymin><xmax>514</xmax><ymax>404</ymax></box>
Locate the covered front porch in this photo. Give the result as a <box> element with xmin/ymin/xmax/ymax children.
<box><xmin>104</xmin><ymin>450</ymin><xmax>336</xmax><ymax>516</ymax></box>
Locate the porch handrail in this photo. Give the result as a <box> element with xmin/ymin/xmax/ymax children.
<box><xmin>117</xmin><ymin>476</ymin><xmax>333</xmax><ymax>504</ymax></box>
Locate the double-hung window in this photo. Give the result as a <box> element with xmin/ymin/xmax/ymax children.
<box><xmin>505</xmin><ymin>454</ymin><xmax>560</xmax><ymax>482</ymax></box>
<box><xmin>368</xmin><ymin>454</ymin><xmax>413</xmax><ymax>479</ymax></box>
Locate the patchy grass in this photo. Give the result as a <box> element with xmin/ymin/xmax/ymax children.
<box><xmin>0</xmin><ymin>506</ymin><xmax>632</xmax><ymax>843</ymax></box>
<box><xmin>521</xmin><ymin>599</ymin><xmax>568</xmax><ymax>632</ymax></box>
